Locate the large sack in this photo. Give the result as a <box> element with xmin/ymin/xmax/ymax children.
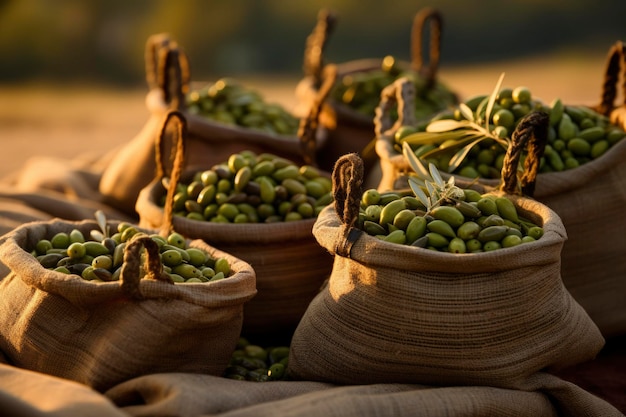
<box><xmin>99</xmin><ymin>33</ymin><xmax>328</xmax><ymax>215</ymax></box>
<box><xmin>135</xmin><ymin>111</ymin><xmax>333</xmax><ymax>341</ymax></box>
<box><xmin>375</xmin><ymin>40</ymin><xmax>626</xmax><ymax>337</ymax></box>
<box><xmin>0</xmin><ymin>218</ymin><xmax>256</xmax><ymax>392</ymax></box>
<box><xmin>0</xmin><ymin>362</ymin><xmax>622</xmax><ymax>417</ymax></box>
<box><xmin>295</xmin><ymin>7</ymin><xmax>458</xmax><ymax>184</ymax></box>
<box><xmin>106</xmin><ymin>371</ymin><xmax>625</xmax><ymax>417</ymax></box>
<box><xmin>288</xmin><ymin>149</ymin><xmax>604</xmax><ymax>389</ymax></box>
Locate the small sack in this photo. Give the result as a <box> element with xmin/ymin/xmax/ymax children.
<box><xmin>0</xmin><ymin>218</ymin><xmax>256</xmax><ymax>392</ymax></box>
<box><xmin>99</xmin><ymin>33</ymin><xmax>326</xmax><ymax>215</ymax></box>
<box><xmin>295</xmin><ymin>7</ymin><xmax>458</xmax><ymax>182</ymax></box>
<box><xmin>376</xmin><ymin>41</ymin><xmax>626</xmax><ymax>337</ymax></box>
<box><xmin>135</xmin><ymin>111</ymin><xmax>334</xmax><ymax>340</ymax></box>
<box><xmin>288</xmin><ymin>144</ymin><xmax>604</xmax><ymax>387</ymax></box>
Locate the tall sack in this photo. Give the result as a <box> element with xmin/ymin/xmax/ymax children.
<box><xmin>0</xmin><ymin>218</ymin><xmax>256</xmax><ymax>392</ymax></box>
<box><xmin>288</xmin><ymin>118</ymin><xmax>604</xmax><ymax>387</ymax></box>
<box><xmin>295</xmin><ymin>7</ymin><xmax>458</xmax><ymax>183</ymax></box>
<box><xmin>376</xmin><ymin>41</ymin><xmax>626</xmax><ymax>337</ymax></box>
<box><xmin>99</xmin><ymin>33</ymin><xmax>325</xmax><ymax>215</ymax></box>
<box><xmin>135</xmin><ymin>111</ymin><xmax>334</xmax><ymax>341</ymax></box>
<box><xmin>530</xmin><ymin>42</ymin><xmax>626</xmax><ymax>337</ymax></box>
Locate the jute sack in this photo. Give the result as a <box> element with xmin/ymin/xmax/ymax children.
<box><xmin>288</xmin><ymin>147</ymin><xmax>604</xmax><ymax>388</ymax></box>
<box><xmin>99</xmin><ymin>33</ymin><xmax>327</xmax><ymax>215</ymax></box>
<box><xmin>295</xmin><ymin>7</ymin><xmax>458</xmax><ymax>183</ymax></box>
<box><xmin>0</xmin><ymin>218</ymin><xmax>256</xmax><ymax>392</ymax></box>
<box><xmin>528</xmin><ymin>41</ymin><xmax>626</xmax><ymax>338</ymax></box>
<box><xmin>102</xmin><ymin>371</ymin><xmax>625</xmax><ymax>417</ymax></box>
<box><xmin>376</xmin><ymin>41</ymin><xmax>626</xmax><ymax>337</ymax></box>
<box><xmin>135</xmin><ymin>111</ymin><xmax>334</xmax><ymax>341</ymax></box>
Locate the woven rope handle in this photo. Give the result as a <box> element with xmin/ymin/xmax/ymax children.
<box><xmin>331</xmin><ymin>153</ymin><xmax>365</xmax><ymax>257</ymax></box>
<box><xmin>499</xmin><ymin>111</ymin><xmax>549</xmax><ymax>197</ymax></box>
<box><xmin>332</xmin><ymin>153</ymin><xmax>364</xmax><ymax>227</ymax></box>
<box><xmin>155</xmin><ymin>110</ymin><xmax>187</xmax><ymax>238</ymax></box>
<box><xmin>145</xmin><ymin>33</ymin><xmax>172</xmax><ymax>90</ymax></box>
<box><xmin>120</xmin><ymin>236</ymin><xmax>172</xmax><ymax>300</ymax></box>
<box><xmin>145</xmin><ymin>34</ymin><xmax>191</xmax><ymax>110</ymax></box>
<box><xmin>298</xmin><ymin>63</ymin><xmax>338</xmax><ymax>166</ymax></box>
<box><xmin>595</xmin><ymin>40</ymin><xmax>625</xmax><ymax>117</ymax></box>
<box><xmin>374</xmin><ymin>77</ymin><xmax>417</xmax><ymax>140</ymax></box>
<box><xmin>411</xmin><ymin>7</ymin><xmax>443</xmax><ymax>87</ymax></box>
<box><xmin>303</xmin><ymin>8</ymin><xmax>337</xmax><ymax>89</ymax></box>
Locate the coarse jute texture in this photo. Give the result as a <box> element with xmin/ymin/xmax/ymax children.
<box><xmin>530</xmin><ymin>136</ymin><xmax>626</xmax><ymax>337</ymax></box>
<box><xmin>0</xmin><ymin>219</ymin><xmax>256</xmax><ymax>392</ymax></box>
<box><xmin>527</xmin><ymin>43</ymin><xmax>626</xmax><ymax>336</ymax></box>
<box><xmin>288</xmin><ymin>153</ymin><xmax>604</xmax><ymax>389</ymax></box>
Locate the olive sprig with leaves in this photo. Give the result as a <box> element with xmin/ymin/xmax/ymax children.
<box><xmin>401</xmin><ymin>140</ymin><xmax>465</xmax><ymax>215</ymax></box>
<box><xmin>399</xmin><ymin>73</ymin><xmax>509</xmax><ymax>175</ymax></box>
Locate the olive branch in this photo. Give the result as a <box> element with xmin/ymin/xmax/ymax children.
<box><xmin>402</xmin><ymin>141</ymin><xmax>464</xmax><ymax>214</ymax></box>
<box><xmin>400</xmin><ymin>72</ymin><xmax>510</xmax><ymax>174</ymax></box>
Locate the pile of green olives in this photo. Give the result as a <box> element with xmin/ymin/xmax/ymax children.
<box><xmin>332</xmin><ymin>55</ymin><xmax>458</xmax><ymax>121</ymax></box>
<box><xmin>186</xmin><ymin>78</ymin><xmax>299</xmax><ymax>136</ymax></box>
<box><xmin>395</xmin><ymin>85</ymin><xmax>626</xmax><ymax>179</ymax></box>
<box><xmin>223</xmin><ymin>337</ymin><xmax>290</xmax><ymax>382</ymax></box>
<box><xmin>32</xmin><ymin>224</ymin><xmax>232</xmax><ymax>283</ymax></box>
<box><xmin>358</xmin><ymin>188</ymin><xmax>544</xmax><ymax>253</ymax></box>
<box><xmin>161</xmin><ymin>150</ymin><xmax>333</xmax><ymax>223</ymax></box>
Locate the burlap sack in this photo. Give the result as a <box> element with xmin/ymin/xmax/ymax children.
<box><xmin>288</xmin><ymin>152</ymin><xmax>604</xmax><ymax>388</ymax></box>
<box><xmin>295</xmin><ymin>8</ymin><xmax>458</xmax><ymax>184</ymax></box>
<box><xmin>105</xmin><ymin>372</ymin><xmax>625</xmax><ymax>417</ymax></box>
<box><xmin>376</xmin><ymin>41</ymin><xmax>626</xmax><ymax>337</ymax></box>
<box><xmin>0</xmin><ymin>218</ymin><xmax>256</xmax><ymax>392</ymax></box>
<box><xmin>529</xmin><ymin>42</ymin><xmax>626</xmax><ymax>337</ymax></box>
<box><xmin>99</xmin><ymin>33</ymin><xmax>327</xmax><ymax>215</ymax></box>
<box><xmin>135</xmin><ymin>111</ymin><xmax>334</xmax><ymax>342</ymax></box>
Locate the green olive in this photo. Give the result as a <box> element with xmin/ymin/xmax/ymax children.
<box><xmin>167</xmin><ymin>232</ymin><xmax>186</xmax><ymax>249</ymax></box>
<box><xmin>67</xmin><ymin>242</ymin><xmax>86</xmax><ymax>259</ymax></box>
<box><xmin>50</xmin><ymin>232</ymin><xmax>70</xmax><ymax>249</ymax></box>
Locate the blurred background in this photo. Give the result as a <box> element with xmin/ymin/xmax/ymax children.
<box><xmin>1</xmin><ymin>0</ymin><xmax>625</xmax><ymax>175</ymax></box>
<box><xmin>1</xmin><ymin>0</ymin><xmax>626</xmax><ymax>83</ymax></box>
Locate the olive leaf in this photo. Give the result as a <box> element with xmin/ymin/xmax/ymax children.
<box><xmin>425</xmin><ymin>181</ymin><xmax>438</xmax><ymax>200</ymax></box>
<box><xmin>447</xmin><ymin>135</ymin><xmax>494</xmax><ymax>173</ymax></box>
<box><xmin>429</xmin><ymin>162</ymin><xmax>445</xmax><ymax>188</ymax></box>
<box><xmin>484</xmin><ymin>72</ymin><xmax>505</xmax><ymax>131</ymax></box>
<box><xmin>402</xmin><ymin>141</ymin><xmax>430</xmax><ymax>180</ymax></box>
<box><xmin>400</xmin><ymin>130</ymin><xmax>463</xmax><ymax>147</ymax></box>
<box><xmin>408</xmin><ymin>178</ymin><xmax>431</xmax><ymax>208</ymax></box>
<box><xmin>416</xmin><ymin>131</ymin><xmax>485</xmax><ymax>162</ymax></box>
<box><xmin>458</xmin><ymin>102</ymin><xmax>474</xmax><ymax>122</ymax></box>
<box><xmin>426</xmin><ymin>119</ymin><xmax>467</xmax><ymax>133</ymax></box>
<box><xmin>91</xmin><ymin>210</ymin><xmax>109</xmax><ymax>241</ymax></box>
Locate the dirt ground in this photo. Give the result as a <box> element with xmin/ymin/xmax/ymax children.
<box><xmin>0</xmin><ymin>53</ymin><xmax>616</xmax><ymax>179</ymax></box>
